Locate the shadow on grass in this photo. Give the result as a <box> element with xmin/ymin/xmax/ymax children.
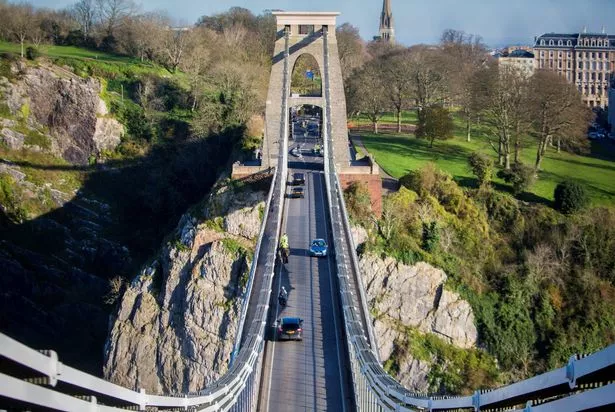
<box><xmin>454</xmin><ymin>175</ymin><xmax>553</xmax><ymax>207</ymax></box>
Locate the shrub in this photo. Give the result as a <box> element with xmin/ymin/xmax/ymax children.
<box><xmin>497</xmin><ymin>163</ymin><xmax>536</xmax><ymax>195</ymax></box>
<box><xmin>554</xmin><ymin>181</ymin><xmax>588</xmax><ymax>214</ymax></box>
<box><xmin>422</xmin><ymin>221</ymin><xmax>439</xmax><ymax>252</ymax></box>
<box><xmin>468</xmin><ymin>152</ymin><xmax>494</xmax><ymax>188</ymax></box>
<box><xmin>344</xmin><ymin>181</ymin><xmax>372</xmax><ymax>223</ymax></box>
<box><xmin>25</xmin><ymin>47</ymin><xmax>40</xmax><ymax>61</ymax></box>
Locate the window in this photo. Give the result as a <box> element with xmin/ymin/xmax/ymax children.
<box><xmin>558</xmin><ymin>61</ymin><xmax>562</xmax><ymax>69</ymax></box>
<box><xmin>598</xmin><ymin>62</ymin><xmax>602</xmax><ymax>70</ymax></box>
<box><xmin>568</xmin><ymin>61</ymin><xmax>571</xmax><ymax>69</ymax></box>
<box><xmin>549</xmin><ymin>61</ymin><xmax>553</xmax><ymax>68</ymax></box>
<box><xmin>591</xmin><ymin>85</ymin><xmax>595</xmax><ymax>94</ymax></box>
<box><xmin>549</xmin><ymin>51</ymin><xmax>553</xmax><ymax>58</ymax></box>
<box><xmin>598</xmin><ymin>52</ymin><xmax>602</xmax><ymax>58</ymax></box>
<box><xmin>606</xmin><ymin>40</ymin><xmax>610</xmax><ymax>47</ymax></box>
<box><xmin>578</xmin><ymin>72</ymin><xmax>582</xmax><ymax>81</ymax></box>
<box><xmin>540</xmin><ymin>51</ymin><xmax>544</xmax><ymax>58</ymax></box>
<box><xmin>541</xmin><ymin>39</ymin><xmax>545</xmax><ymax>46</ymax></box>
<box><xmin>592</xmin><ymin>61</ymin><xmax>596</xmax><ymax>70</ymax></box>
<box><xmin>549</xmin><ymin>40</ymin><xmax>554</xmax><ymax>46</ymax></box>
<box><xmin>298</xmin><ymin>25</ymin><xmax>314</xmax><ymax>35</ymax></box>
<box><xmin>558</xmin><ymin>51</ymin><xmax>562</xmax><ymax>58</ymax></box>
<box><xmin>558</xmin><ymin>40</ymin><xmax>563</xmax><ymax>46</ymax></box>
<box><xmin>578</xmin><ymin>85</ymin><xmax>582</xmax><ymax>92</ymax></box>
<box><xmin>591</xmin><ymin>52</ymin><xmax>594</xmax><ymax>58</ymax></box>
<box><xmin>591</xmin><ymin>72</ymin><xmax>595</xmax><ymax>81</ymax></box>
<box><xmin>598</xmin><ymin>73</ymin><xmax>602</xmax><ymax>81</ymax></box>
<box><xmin>578</xmin><ymin>61</ymin><xmax>583</xmax><ymax>69</ymax></box>
<box><xmin>568</xmin><ymin>40</ymin><xmax>572</xmax><ymax>46</ymax></box>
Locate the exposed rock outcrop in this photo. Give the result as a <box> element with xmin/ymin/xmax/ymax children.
<box><xmin>0</xmin><ymin>62</ymin><xmax>122</xmax><ymax>164</ymax></box>
<box><xmin>103</xmin><ymin>185</ymin><xmax>266</xmax><ymax>394</ymax></box>
<box><xmin>359</xmin><ymin>254</ymin><xmax>478</xmax><ymax>391</ymax></box>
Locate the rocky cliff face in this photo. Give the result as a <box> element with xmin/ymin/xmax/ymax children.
<box><xmin>359</xmin><ymin>254</ymin><xmax>478</xmax><ymax>392</ymax></box>
<box><xmin>103</xmin><ymin>185</ymin><xmax>266</xmax><ymax>393</ymax></box>
<box><xmin>0</xmin><ymin>62</ymin><xmax>122</xmax><ymax>164</ymax></box>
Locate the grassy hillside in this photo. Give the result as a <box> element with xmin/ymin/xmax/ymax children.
<box><xmin>354</xmin><ymin>111</ymin><xmax>615</xmax><ymax>205</ymax></box>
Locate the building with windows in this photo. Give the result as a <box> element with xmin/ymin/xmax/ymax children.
<box><xmin>497</xmin><ymin>49</ymin><xmax>536</xmax><ymax>77</ymax></box>
<box><xmin>534</xmin><ymin>30</ymin><xmax>615</xmax><ymax>108</ymax></box>
<box><xmin>609</xmin><ymin>80</ymin><xmax>615</xmax><ymax>136</ymax></box>
<box><xmin>377</xmin><ymin>0</ymin><xmax>395</xmax><ymax>43</ymax></box>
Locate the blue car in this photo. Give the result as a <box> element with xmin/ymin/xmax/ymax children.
<box><xmin>309</xmin><ymin>239</ymin><xmax>328</xmax><ymax>257</ymax></box>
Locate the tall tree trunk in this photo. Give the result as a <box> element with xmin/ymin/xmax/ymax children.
<box><xmin>535</xmin><ymin>137</ymin><xmax>547</xmax><ymax>171</ymax></box>
<box><xmin>20</xmin><ymin>40</ymin><xmax>24</xmax><ymax>58</ymax></box>
<box><xmin>466</xmin><ymin>116</ymin><xmax>471</xmax><ymax>142</ymax></box>
<box><xmin>498</xmin><ymin>140</ymin><xmax>504</xmax><ymax>166</ymax></box>
<box><xmin>557</xmin><ymin>137</ymin><xmax>561</xmax><ymax>153</ymax></box>
<box><xmin>373</xmin><ymin>120</ymin><xmax>378</xmax><ymax>134</ymax></box>
<box><xmin>396</xmin><ymin>107</ymin><xmax>402</xmax><ymax>134</ymax></box>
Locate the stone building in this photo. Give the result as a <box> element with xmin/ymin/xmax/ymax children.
<box><xmin>609</xmin><ymin>82</ymin><xmax>615</xmax><ymax>136</ymax></box>
<box><xmin>377</xmin><ymin>0</ymin><xmax>395</xmax><ymax>43</ymax></box>
<box><xmin>497</xmin><ymin>49</ymin><xmax>536</xmax><ymax>77</ymax></box>
<box><xmin>534</xmin><ymin>30</ymin><xmax>615</xmax><ymax>108</ymax></box>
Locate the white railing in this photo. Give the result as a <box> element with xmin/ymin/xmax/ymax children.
<box><xmin>320</xmin><ymin>27</ymin><xmax>615</xmax><ymax>412</ymax></box>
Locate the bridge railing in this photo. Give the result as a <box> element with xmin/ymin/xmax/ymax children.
<box><xmin>0</xmin><ymin>30</ymin><xmax>292</xmax><ymax>412</ymax></box>
<box><xmin>320</xmin><ymin>27</ymin><xmax>615</xmax><ymax>412</ymax></box>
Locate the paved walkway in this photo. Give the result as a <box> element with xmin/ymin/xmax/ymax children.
<box><xmin>349</xmin><ymin>133</ymin><xmax>400</xmax><ymax>194</ymax></box>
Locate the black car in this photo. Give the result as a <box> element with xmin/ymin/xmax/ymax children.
<box><xmin>288</xmin><ymin>187</ymin><xmax>304</xmax><ymax>198</ymax></box>
<box><xmin>291</xmin><ymin>173</ymin><xmax>305</xmax><ymax>185</ymax></box>
<box><xmin>277</xmin><ymin>317</ymin><xmax>303</xmax><ymax>341</ymax></box>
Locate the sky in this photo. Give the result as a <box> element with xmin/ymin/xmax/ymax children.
<box><xmin>29</xmin><ymin>0</ymin><xmax>615</xmax><ymax>48</ymax></box>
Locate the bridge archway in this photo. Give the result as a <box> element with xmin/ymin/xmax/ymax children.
<box><xmin>290</xmin><ymin>54</ymin><xmax>322</xmax><ymax>97</ymax></box>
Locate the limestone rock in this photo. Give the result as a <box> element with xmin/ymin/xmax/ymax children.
<box><xmin>0</xmin><ymin>127</ymin><xmax>25</xmax><ymax>150</ymax></box>
<box><xmin>104</xmin><ymin>186</ymin><xmax>266</xmax><ymax>394</ymax></box>
<box><xmin>359</xmin><ymin>254</ymin><xmax>478</xmax><ymax>392</ymax></box>
<box><xmin>351</xmin><ymin>225</ymin><xmax>368</xmax><ymax>248</ymax></box>
<box><xmin>0</xmin><ymin>63</ymin><xmax>123</xmax><ymax>164</ymax></box>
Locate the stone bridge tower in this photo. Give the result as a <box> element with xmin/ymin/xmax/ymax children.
<box><xmin>263</xmin><ymin>12</ymin><xmax>350</xmax><ymax>172</ymax></box>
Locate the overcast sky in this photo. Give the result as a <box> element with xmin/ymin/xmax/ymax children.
<box><xmin>29</xmin><ymin>0</ymin><xmax>615</xmax><ymax>47</ymax></box>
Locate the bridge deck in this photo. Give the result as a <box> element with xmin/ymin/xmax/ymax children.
<box><xmin>259</xmin><ymin>157</ymin><xmax>353</xmax><ymax>411</ymax></box>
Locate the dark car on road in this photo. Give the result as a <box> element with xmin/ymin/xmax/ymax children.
<box><xmin>291</xmin><ymin>172</ymin><xmax>305</xmax><ymax>185</ymax></box>
<box><xmin>277</xmin><ymin>317</ymin><xmax>303</xmax><ymax>341</ymax></box>
<box><xmin>288</xmin><ymin>187</ymin><xmax>304</xmax><ymax>198</ymax></box>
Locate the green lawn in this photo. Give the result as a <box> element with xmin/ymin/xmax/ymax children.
<box><xmin>358</xmin><ymin>116</ymin><xmax>615</xmax><ymax>205</ymax></box>
<box><xmin>349</xmin><ymin>110</ymin><xmax>419</xmax><ymax>126</ymax></box>
<box><xmin>0</xmin><ymin>41</ymin><xmax>136</xmax><ymax>63</ymax></box>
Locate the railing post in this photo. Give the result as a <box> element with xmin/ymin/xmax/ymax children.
<box><xmin>41</xmin><ymin>349</ymin><xmax>60</xmax><ymax>387</ymax></box>
<box><xmin>524</xmin><ymin>401</ymin><xmax>533</xmax><ymax>412</ymax></box>
<box><xmin>139</xmin><ymin>388</ymin><xmax>146</xmax><ymax>410</ymax></box>
<box><xmin>472</xmin><ymin>390</ymin><xmax>481</xmax><ymax>411</ymax></box>
<box><xmin>567</xmin><ymin>354</ymin><xmax>577</xmax><ymax>389</ymax></box>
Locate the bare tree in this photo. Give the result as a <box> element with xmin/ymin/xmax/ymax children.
<box><xmin>72</xmin><ymin>0</ymin><xmax>96</xmax><ymax>40</ymax></box>
<box><xmin>382</xmin><ymin>50</ymin><xmax>415</xmax><ymax>133</ymax></box>
<box><xmin>408</xmin><ymin>46</ymin><xmax>448</xmax><ymax>134</ymax></box>
<box><xmin>336</xmin><ymin>23</ymin><xmax>365</xmax><ymax>81</ymax></box>
<box><xmin>473</xmin><ymin>64</ymin><xmax>530</xmax><ymax>169</ymax></box>
<box><xmin>7</xmin><ymin>3</ymin><xmax>36</xmax><ymax>57</ymax></box>
<box><xmin>161</xmin><ymin>28</ymin><xmax>192</xmax><ymax>73</ymax></box>
<box><xmin>346</xmin><ymin>59</ymin><xmax>389</xmax><ymax>133</ymax></box>
<box><xmin>440</xmin><ymin>29</ymin><xmax>489</xmax><ymax>142</ymax></box>
<box><xmin>528</xmin><ymin>70</ymin><xmax>592</xmax><ymax>171</ymax></box>
<box><xmin>96</xmin><ymin>0</ymin><xmax>136</xmax><ymax>38</ymax></box>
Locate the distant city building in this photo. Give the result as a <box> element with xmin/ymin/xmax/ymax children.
<box><xmin>377</xmin><ymin>0</ymin><xmax>395</xmax><ymax>43</ymax></box>
<box><xmin>505</xmin><ymin>45</ymin><xmax>534</xmax><ymax>55</ymax></box>
<box><xmin>496</xmin><ymin>49</ymin><xmax>536</xmax><ymax>77</ymax></box>
<box><xmin>534</xmin><ymin>29</ymin><xmax>615</xmax><ymax>108</ymax></box>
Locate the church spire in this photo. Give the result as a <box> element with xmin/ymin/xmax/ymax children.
<box><xmin>379</xmin><ymin>0</ymin><xmax>395</xmax><ymax>43</ymax></box>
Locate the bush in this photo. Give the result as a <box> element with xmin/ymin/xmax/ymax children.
<box><xmin>554</xmin><ymin>181</ymin><xmax>588</xmax><ymax>214</ymax></box>
<box><xmin>25</xmin><ymin>47</ymin><xmax>40</xmax><ymax>61</ymax></box>
<box><xmin>344</xmin><ymin>181</ymin><xmax>372</xmax><ymax>223</ymax></box>
<box><xmin>497</xmin><ymin>163</ymin><xmax>536</xmax><ymax>195</ymax></box>
<box><xmin>422</xmin><ymin>221</ymin><xmax>439</xmax><ymax>252</ymax></box>
<box><xmin>468</xmin><ymin>152</ymin><xmax>494</xmax><ymax>188</ymax></box>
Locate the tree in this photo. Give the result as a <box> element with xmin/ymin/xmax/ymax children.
<box><xmin>440</xmin><ymin>29</ymin><xmax>489</xmax><ymax>142</ymax></box>
<box><xmin>408</xmin><ymin>46</ymin><xmax>448</xmax><ymax>136</ymax></box>
<box><xmin>528</xmin><ymin>70</ymin><xmax>592</xmax><ymax>171</ymax></box>
<box><xmin>160</xmin><ymin>28</ymin><xmax>192</xmax><ymax>73</ymax></box>
<box><xmin>497</xmin><ymin>163</ymin><xmax>536</xmax><ymax>195</ymax></box>
<box><xmin>336</xmin><ymin>23</ymin><xmax>365</xmax><ymax>81</ymax></box>
<box><xmin>383</xmin><ymin>50</ymin><xmax>415</xmax><ymax>133</ymax></box>
<box><xmin>346</xmin><ymin>59</ymin><xmax>389</xmax><ymax>133</ymax></box>
<box><xmin>71</xmin><ymin>0</ymin><xmax>96</xmax><ymax>40</ymax></box>
<box><xmin>468</xmin><ymin>152</ymin><xmax>494</xmax><ymax>188</ymax></box>
<box><xmin>554</xmin><ymin>181</ymin><xmax>588</xmax><ymax>215</ymax></box>
<box><xmin>416</xmin><ymin>106</ymin><xmax>454</xmax><ymax>147</ymax></box>
<box><xmin>473</xmin><ymin>64</ymin><xmax>530</xmax><ymax>169</ymax></box>
<box><xmin>7</xmin><ymin>3</ymin><xmax>36</xmax><ymax>58</ymax></box>
<box><xmin>96</xmin><ymin>0</ymin><xmax>136</xmax><ymax>38</ymax></box>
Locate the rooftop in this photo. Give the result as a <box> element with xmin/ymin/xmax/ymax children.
<box><xmin>272</xmin><ymin>11</ymin><xmax>340</xmax><ymax>26</ymax></box>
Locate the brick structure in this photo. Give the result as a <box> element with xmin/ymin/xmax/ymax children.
<box><xmin>339</xmin><ymin>173</ymin><xmax>383</xmax><ymax>217</ymax></box>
